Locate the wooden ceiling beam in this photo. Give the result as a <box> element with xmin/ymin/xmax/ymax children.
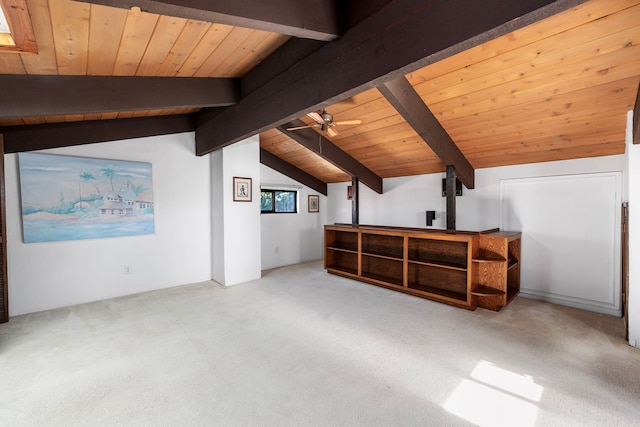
<box><xmin>277</xmin><ymin>120</ymin><xmax>382</xmax><ymax>194</ymax></box>
<box><xmin>0</xmin><ymin>75</ymin><xmax>238</xmax><ymax>119</ymax></box>
<box><xmin>195</xmin><ymin>0</ymin><xmax>587</xmax><ymax>156</ymax></box>
<box><xmin>377</xmin><ymin>76</ymin><xmax>475</xmax><ymax>189</ymax></box>
<box><xmin>260</xmin><ymin>148</ymin><xmax>327</xmax><ymax>195</ymax></box>
<box><xmin>241</xmin><ymin>38</ymin><xmax>327</xmax><ymax>98</ymax></box>
<box><xmin>1</xmin><ymin>114</ymin><xmax>196</xmax><ymax>153</ymax></box>
<box><xmin>75</xmin><ymin>0</ymin><xmax>340</xmax><ymax>41</ymax></box>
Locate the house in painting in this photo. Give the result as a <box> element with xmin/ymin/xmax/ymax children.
<box><xmin>99</xmin><ymin>184</ymin><xmax>153</xmax><ymax>216</ymax></box>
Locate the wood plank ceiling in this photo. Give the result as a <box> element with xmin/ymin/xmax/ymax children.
<box><xmin>0</xmin><ymin>0</ymin><xmax>639</xmax><ymax>185</ymax></box>
<box><xmin>262</xmin><ymin>0</ymin><xmax>640</xmax><ymax>181</ymax></box>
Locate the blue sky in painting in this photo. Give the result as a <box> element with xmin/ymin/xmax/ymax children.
<box><xmin>18</xmin><ymin>153</ymin><xmax>153</xmax><ymax>207</ymax></box>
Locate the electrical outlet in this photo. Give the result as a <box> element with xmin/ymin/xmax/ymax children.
<box><xmin>124</xmin><ymin>265</ymin><xmax>132</xmax><ymax>275</ymax></box>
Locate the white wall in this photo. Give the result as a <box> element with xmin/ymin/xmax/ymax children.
<box><xmin>210</xmin><ymin>137</ymin><xmax>262</xmax><ymax>286</ymax></box>
<box><xmin>260</xmin><ymin>164</ymin><xmax>327</xmax><ymax>270</ymax></box>
<box><xmin>626</xmin><ymin>111</ymin><xmax>639</xmax><ymax>348</ymax></box>
<box><xmin>6</xmin><ymin>133</ymin><xmax>212</xmax><ymax>316</ymax></box>
<box><xmin>328</xmin><ymin>156</ymin><xmax>625</xmax><ymax>230</ymax></box>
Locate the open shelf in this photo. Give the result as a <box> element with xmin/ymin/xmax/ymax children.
<box><xmin>328</xmin><ymin>266</ymin><xmax>358</xmax><ymax>276</ymax></box>
<box><xmin>408</xmin><ymin>237</ymin><xmax>468</xmax><ymax>269</ymax></box>
<box><xmin>407</xmin><ymin>263</ymin><xmax>467</xmax><ymax>297</ymax></box>
<box><xmin>362</xmin><ymin>233</ymin><xmax>403</xmax><ymax>259</ymax></box>
<box><xmin>362</xmin><ymin>254</ymin><xmax>403</xmax><ymax>287</ymax></box>
<box><xmin>409</xmin><ymin>259</ymin><xmax>467</xmax><ymax>271</ymax></box>
<box><xmin>471</xmin><ymin>285</ymin><xmax>506</xmax><ymax>296</ymax></box>
<box><xmin>472</xmin><ymin>257</ymin><xmax>506</xmax><ymax>263</ymax></box>
<box><xmin>406</xmin><ymin>282</ymin><xmax>467</xmax><ymax>302</ymax></box>
<box><xmin>324</xmin><ymin>225</ymin><xmax>521</xmax><ymax>312</ymax></box>
<box><xmin>327</xmin><ymin>246</ymin><xmax>358</xmax><ymax>254</ymax></box>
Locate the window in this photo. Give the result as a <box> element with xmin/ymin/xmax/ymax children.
<box><xmin>261</xmin><ymin>190</ymin><xmax>297</xmax><ymax>214</ymax></box>
<box><xmin>0</xmin><ymin>0</ymin><xmax>38</xmax><ymax>54</ymax></box>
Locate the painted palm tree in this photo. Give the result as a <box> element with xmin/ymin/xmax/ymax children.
<box><xmin>79</xmin><ymin>170</ymin><xmax>101</xmax><ymax>197</ymax></box>
<box><xmin>101</xmin><ymin>165</ymin><xmax>116</xmax><ymax>191</ymax></box>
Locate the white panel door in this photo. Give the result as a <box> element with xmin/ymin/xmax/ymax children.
<box><xmin>501</xmin><ymin>172</ymin><xmax>621</xmax><ymax>316</ymax></box>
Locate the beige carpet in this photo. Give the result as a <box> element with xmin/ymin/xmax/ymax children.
<box><xmin>1</xmin><ymin>260</ymin><xmax>639</xmax><ymax>426</ymax></box>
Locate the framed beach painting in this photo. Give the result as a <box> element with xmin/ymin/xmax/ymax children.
<box><xmin>18</xmin><ymin>153</ymin><xmax>155</xmax><ymax>243</ymax></box>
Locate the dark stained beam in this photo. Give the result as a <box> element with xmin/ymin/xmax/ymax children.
<box><xmin>446</xmin><ymin>165</ymin><xmax>456</xmax><ymax>230</ymax></box>
<box><xmin>0</xmin><ymin>75</ymin><xmax>238</xmax><ymax>119</ymax></box>
<box><xmin>634</xmin><ymin>84</ymin><xmax>640</xmax><ymax>144</ymax></box>
<box><xmin>277</xmin><ymin>120</ymin><xmax>382</xmax><ymax>194</ymax></box>
<box><xmin>378</xmin><ymin>76</ymin><xmax>475</xmax><ymax>189</ymax></box>
<box><xmin>241</xmin><ymin>38</ymin><xmax>327</xmax><ymax>98</ymax></box>
<box><xmin>351</xmin><ymin>176</ymin><xmax>359</xmax><ymax>225</ymax></box>
<box><xmin>1</xmin><ymin>114</ymin><xmax>196</xmax><ymax>153</ymax></box>
<box><xmin>76</xmin><ymin>0</ymin><xmax>340</xmax><ymax>41</ymax></box>
<box><xmin>195</xmin><ymin>0</ymin><xmax>586</xmax><ymax>155</ymax></box>
<box><xmin>260</xmin><ymin>148</ymin><xmax>327</xmax><ymax>195</ymax></box>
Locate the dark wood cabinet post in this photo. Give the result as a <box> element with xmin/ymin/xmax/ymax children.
<box><xmin>446</xmin><ymin>165</ymin><xmax>456</xmax><ymax>230</ymax></box>
<box><xmin>351</xmin><ymin>176</ymin><xmax>359</xmax><ymax>225</ymax></box>
<box><xmin>0</xmin><ymin>135</ymin><xmax>7</xmax><ymax>323</ymax></box>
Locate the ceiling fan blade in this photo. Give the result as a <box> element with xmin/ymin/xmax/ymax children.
<box><xmin>307</xmin><ymin>112</ymin><xmax>323</xmax><ymax>124</ymax></box>
<box><xmin>286</xmin><ymin>125</ymin><xmax>314</xmax><ymax>131</ymax></box>
<box><xmin>334</xmin><ymin>119</ymin><xmax>362</xmax><ymax>126</ymax></box>
<box><xmin>327</xmin><ymin>127</ymin><xmax>338</xmax><ymax>137</ymax></box>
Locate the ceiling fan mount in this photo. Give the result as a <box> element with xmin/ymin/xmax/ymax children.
<box><xmin>286</xmin><ymin>108</ymin><xmax>363</xmax><ymax>137</ymax></box>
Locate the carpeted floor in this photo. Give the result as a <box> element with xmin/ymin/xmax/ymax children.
<box><xmin>1</xmin><ymin>260</ymin><xmax>639</xmax><ymax>426</ymax></box>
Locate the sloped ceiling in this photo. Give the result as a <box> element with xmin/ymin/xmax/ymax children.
<box><xmin>0</xmin><ymin>0</ymin><xmax>639</xmax><ymax>190</ymax></box>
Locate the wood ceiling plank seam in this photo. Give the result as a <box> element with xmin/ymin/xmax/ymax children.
<box><xmin>413</xmin><ymin>12</ymin><xmax>640</xmax><ymax>107</ymax></box>
<box><xmin>155</xmin><ymin>18</ymin><xmax>212</xmax><ymax>77</ymax></box>
<box><xmin>44</xmin><ymin>114</ymin><xmax>67</xmax><ymax>123</ymax></box>
<box><xmin>116</xmin><ymin>111</ymin><xmax>134</xmax><ymax>119</ymax></box>
<box><xmin>19</xmin><ymin>0</ymin><xmax>58</xmax><ymax>74</ymax></box>
<box><xmin>100</xmin><ymin>111</ymin><xmax>118</xmax><ymax>120</ymax></box>
<box><xmin>211</xmin><ymin>29</ymin><xmax>276</xmax><ymax>77</ymax></box>
<box><xmin>469</xmin><ymin>143</ymin><xmax>625</xmax><ymax>166</ymax></box>
<box><xmin>48</xmin><ymin>0</ymin><xmax>90</xmax><ymax>75</ymax></box>
<box><xmin>86</xmin><ymin>3</ymin><xmax>127</xmax><ymax>76</ymax></box>
<box><xmin>227</xmin><ymin>32</ymin><xmax>289</xmax><ymax>77</ymax></box>
<box><xmin>111</xmin><ymin>7</ymin><xmax>159</xmax><ymax>76</ymax></box>
<box><xmin>463</xmin><ymin>131</ymin><xmax>626</xmax><ymax>156</ymax></box>
<box><xmin>200</xmin><ymin>26</ymin><xmax>255</xmax><ymax>77</ymax></box>
<box><xmin>21</xmin><ymin>116</ymin><xmax>45</xmax><ymax>125</ymax></box>
<box><xmin>135</xmin><ymin>14</ymin><xmax>188</xmax><ymax>76</ymax></box>
<box><xmin>449</xmin><ymin>93</ymin><xmax>634</xmax><ymax>135</ymax></box>
<box><xmin>429</xmin><ymin>47</ymin><xmax>640</xmax><ymax>121</ymax></box>
<box><xmin>440</xmin><ymin>77</ymin><xmax>639</xmax><ymax>131</ymax></box>
<box><xmin>406</xmin><ymin>0</ymin><xmax>640</xmax><ymax>85</ymax></box>
<box><xmin>173</xmin><ymin>22</ymin><xmax>229</xmax><ymax>77</ymax></box>
<box><xmin>64</xmin><ymin>114</ymin><xmax>84</xmax><ymax>122</ymax></box>
<box><xmin>0</xmin><ymin>117</ymin><xmax>25</xmax><ymax>126</ymax></box>
<box><xmin>83</xmin><ymin>113</ymin><xmax>103</xmax><ymax>120</ymax></box>
<box><xmin>456</xmin><ymin>123</ymin><xmax>627</xmax><ymax>149</ymax></box>
<box><xmin>0</xmin><ymin>52</ymin><xmax>27</xmax><ymax>73</ymax></box>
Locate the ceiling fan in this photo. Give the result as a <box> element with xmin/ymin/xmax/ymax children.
<box><xmin>286</xmin><ymin>108</ymin><xmax>363</xmax><ymax>137</ymax></box>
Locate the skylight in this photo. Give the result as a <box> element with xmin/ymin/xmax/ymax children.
<box><xmin>0</xmin><ymin>0</ymin><xmax>37</xmax><ymax>53</ymax></box>
<box><xmin>0</xmin><ymin>6</ymin><xmax>11</xmax><ymax>35</ymax></box>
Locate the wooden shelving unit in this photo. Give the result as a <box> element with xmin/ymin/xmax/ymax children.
<box><xmin>324</xmin><ymin>224</ymin><xmax>521</xmax><ymax>311</ymax></box>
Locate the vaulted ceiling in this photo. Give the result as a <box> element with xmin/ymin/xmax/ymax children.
<box><xmin>1</xmin><ymin>0</ymin><xmax>639</xmax><ymax>195</ymax></box>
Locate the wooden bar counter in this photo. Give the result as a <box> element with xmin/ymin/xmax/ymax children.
<box><xmin>324</xmin><ymin>224</ymin><xmax>521</xmax><ymax>311</ymax></box>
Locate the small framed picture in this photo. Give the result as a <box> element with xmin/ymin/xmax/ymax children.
<box><xmin>308</xmin><ymin>195</ymin><xmax>319</xmax><ymax>213</ymax></box>
<box><xmin>233</xmin><ymin>177</ymin><xmax>252</xmax><ymax>202</ymax></box>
